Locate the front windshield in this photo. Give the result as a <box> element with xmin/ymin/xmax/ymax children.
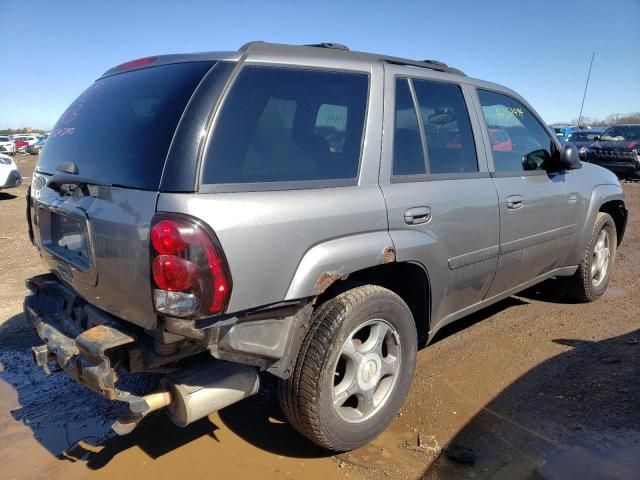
<box><xmin>600</xmin><ymin>126</ymin><xmax>640</xmax><ymax>142</ymax></box>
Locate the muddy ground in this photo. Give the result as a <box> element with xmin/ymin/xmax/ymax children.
<box><xmin>0</xmin><ymin>155</ymin><xmax>638</xmax><ymax>480</ymax></box>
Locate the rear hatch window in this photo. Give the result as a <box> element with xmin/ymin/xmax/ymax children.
<box><xmin>37</xmin><ymin>61</ymin><xmax>215</xmax><ymax>190</ymax></box>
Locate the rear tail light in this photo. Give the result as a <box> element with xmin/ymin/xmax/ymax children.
<box><xmin>150</xmin><ymin>216</ymin><xmax>232</xmax><ymax>319</ymax></box>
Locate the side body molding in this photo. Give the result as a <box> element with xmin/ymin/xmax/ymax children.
<box><xmin>285</xmin><ymin>231</ymin><xmax>396</xmax><ymax>300</ymax></box>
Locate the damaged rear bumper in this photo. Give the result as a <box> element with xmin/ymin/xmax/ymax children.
<box><xmin>24</xmin><ymin>274</ymin><xmax>264</xmax><ymax>434</ymax></box>
<box><xmin>24</xmin><ymin>274</ymin><xmax>151</xmax><ymax>413</ymax></box>
<box><xmin>23</xmin><ymin>273</ymin><xmax>313</xmax><ymax>434</ymax></box>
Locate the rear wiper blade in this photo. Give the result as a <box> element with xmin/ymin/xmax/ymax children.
<box><xmin>47</xmin><ymin>174</ymin><xmax>111</xmax><ymax>193</ymax></box>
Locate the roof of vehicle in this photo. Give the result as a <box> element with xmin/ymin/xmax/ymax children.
<box><xmin>96</xmin><ymin>41</ymin><xmax>537</xmax><ymax>109</ymax></box>
<box><xmin>101</xmin><ymin>41</ymin><xmax>466</xmax><ymax>78</ymax></box>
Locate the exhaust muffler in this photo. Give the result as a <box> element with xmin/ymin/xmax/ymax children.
<box><xmin>161</xmin><ymin>360</ymin><xmax>260</xmax><ymax>427</ymax></box>
<box><xmin>112</xmin><ymin>360</ymin><xmax>259</xmax><ymax>435</ymax></box>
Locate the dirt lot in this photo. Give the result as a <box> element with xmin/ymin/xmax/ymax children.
<box><xmin>1</xmin><ymin>155</ymin><xmax>638</xmax><ymax>480</ymax></box>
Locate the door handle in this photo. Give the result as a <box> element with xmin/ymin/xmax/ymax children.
<box><xmin>404</xmin><ymin>206</ymin><xmax>432</xmax><ymax>225</ymax></box>
<box><xmin>506</xmin><ymin>195</ymin><xmax>524</xmax><ymax>210</ymax></box>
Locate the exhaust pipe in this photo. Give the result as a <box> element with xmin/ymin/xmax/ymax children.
<box><xmin>112</xmin><ymin>360</ymin><xmax>259</xmax><ymax>435</ymax></box>
<box><xmin>161</xmin><ymin>360</ymin><xmax>260</xmax><ymax>427</ymax></box>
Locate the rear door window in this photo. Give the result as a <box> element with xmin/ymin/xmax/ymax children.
<box><xmin>393</xmin><ymin>78</ymin><xmax>426</xmax><ymax>176</ymax></box>
<box><xmin>37</xmin><ymin>62</ymin><xmax>215</xmax><ymax>190</ymax></box>
<box><xmin>412</xmin><ymin>80</ymin><xmax>478</xmax><ymax>174</ymax></box>
<box><xmin>202</xmin><ymin>66</ymin><xmax>368</xmax><ymax>185</ymax></box>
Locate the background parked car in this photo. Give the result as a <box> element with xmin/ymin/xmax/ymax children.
<box><xmin>13</xmin><ymin>139</ymin><xmax>30</xmax><ymax>154</ymax></box>
<box><xmin>26</xmin><ymin>138</ymin><xmax>46</xmax><ymax>155</ymax></box>
<box><xmin>567</xmin><ymin>130</ymin><xmax>602</xmax><ymax>152</ymax></box>
<box><xmin>0</xmin><ymin>154</ymin><xmax>21</xmax><ymax>190</ymax></box>
<box><xmin>12</xmin><ymin>135</ymin><xmax>39</xmax><ymax>146</ymax></box>
<box><xmin>0</xmin><ymin>136</ymin><xmax>15</xmax><ymax>155</ymax></box>
<box><xmin>581</xmin><ymin>124</ymin><xmax>640</xmax><ymax>177</ymax></box>
<box><xmin>553</xmin><ymin>125</ymin><xmax>584</xmax><ymax>142</ymax></box>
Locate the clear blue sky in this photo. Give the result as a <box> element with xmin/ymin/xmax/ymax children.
<box><xmin>2</xmin><ymin>0</ymin><xmax>639</xmax><ymax>129</ymax></box>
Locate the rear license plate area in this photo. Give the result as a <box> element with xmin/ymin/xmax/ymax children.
<box><xmin>49</xmin><ymin>212</ymin><xmax>90</xmax><ymax>269</ymax></box>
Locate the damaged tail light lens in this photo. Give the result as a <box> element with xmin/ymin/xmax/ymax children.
<box><xmin>150</xmin><ymin>216</ymin><xmax>232</xmax><ymax>318</ymax></box>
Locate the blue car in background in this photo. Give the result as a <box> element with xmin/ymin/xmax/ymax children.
<box><xmin>552</xmin><ymin>125</ymin><xmax>583</xmax><ymax>142</ymax></box>
<box><xmin>552</xmin><ymin>126</ymin><xmax>608</xmax><ymax>143</ymax></box>
<box><xmin>25</xmin><ymin>138</ymin><xmax>46</xmax><ymax>155</ymax></box>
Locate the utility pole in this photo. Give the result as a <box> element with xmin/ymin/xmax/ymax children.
<box><xmin>577</xmin><ymin>52</ymin><xmax>595</xmax><ymax>128</ymax></box>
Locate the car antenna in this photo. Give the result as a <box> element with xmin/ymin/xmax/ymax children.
<box><xmin>577</xmin><ymin>52</ymin><xmax>595</xmax><ymax>129</ymax></box>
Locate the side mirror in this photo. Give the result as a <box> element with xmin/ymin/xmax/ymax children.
<box><xmin>559</xmin><ymin>143</ymin><xmax>582</xmax><ymax>170</ymax></box>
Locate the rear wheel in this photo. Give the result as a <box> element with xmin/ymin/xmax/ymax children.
<box><xmin>279</xmin><ymin>284</ymin><xmax>417</xmax><ymax>451</ymax></box>
<box><xmin>565</xmin><ymin>212</ymin><xmax>617</xmax><ymax>302</ymax></box>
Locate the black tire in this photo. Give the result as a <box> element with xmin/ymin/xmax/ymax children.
<box><xmin>279</xmin><ymin>284</ymin><xmax>417</xmax><ymax>452</ymax></box>
<box><xmin>565</xmin><ymin>212</ymin><xmax>617</xmax><ymax>302</ymax></box>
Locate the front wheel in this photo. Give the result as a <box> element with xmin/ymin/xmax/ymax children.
<box><xmin>279</xmin><ymin>284</ymin><xmax>417</xmax><ymax>452</ymax></box>
<box><xmin>565</xmin><ymin>212</ymin><xmax>617</xmax><ymax>302</ymax></box>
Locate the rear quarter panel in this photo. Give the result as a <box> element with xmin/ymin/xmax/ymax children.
<box><xmin>157</xmin><ymin>59</ymin><xmax>389</xmax><ymax>314</ymax></box>
<box><xmin>156</xmin><ymin>186</ymin><xmax>390</xmax><ymax>313</ymax></box>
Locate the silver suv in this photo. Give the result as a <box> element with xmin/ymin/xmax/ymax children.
<box><xmin>25</xmin><ymin>42</ymin><xmax>628</xmax><ymax>452</ymax></box>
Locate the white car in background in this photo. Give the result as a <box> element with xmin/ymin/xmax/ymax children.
<box><xmin>0</xmin><ymin>136</ymin><xmax>15</xmax><ymax>155</ymax></box>
<box><xmin>0</xmin><ymin>153</ymin><xmax>22</xmax><ymax>190</ymax></box>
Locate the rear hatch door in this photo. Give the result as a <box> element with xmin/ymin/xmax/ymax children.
<box><xmin>29</xmin><ymin>61</ymin><xmax>216</xmax><ymax>329</ymax></box>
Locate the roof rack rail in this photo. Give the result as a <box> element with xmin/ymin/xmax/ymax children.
<box><xmin>304</xmin><ymin>43</ymin><xmax>350</xmax><ymax>51</ymax></box>
<box><xmin>382</xmin><ymin>57</ymin><xmax>465</xmax><ymax>76</ymax></box>
<box><xmin>239</xmin><ymin>40</ymin><xmax>266</xmax><ymax>52</ymax></box>
<box><xmin>239</xmin><ymin>41</ymin><xmax>349</xmax><ymax>53</ymax></box>
<box><xmin>237</xmin><ymin>41</ymin><xmax>465</xmax><ymax>76</ymax></box>
<box><xmin>422</xmin><ymin>59</ymin><xmax>448</xmax><ymax>68</ymax></box>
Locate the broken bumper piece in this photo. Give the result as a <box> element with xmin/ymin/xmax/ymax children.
<box><xmin>24</xmin><ymin>274</ymin><xmax>155</xmax><ymax>430</ymax></box>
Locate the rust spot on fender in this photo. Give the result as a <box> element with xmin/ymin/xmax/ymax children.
<box><xmin>383</xmin><ymin>246</ymin><xmax>396</xmax><ymax>263</ymax></box>
<box><xmin>315</xmin><ymin>272</ymin><xmax>348</xmax><ymax>295</ymax></box>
